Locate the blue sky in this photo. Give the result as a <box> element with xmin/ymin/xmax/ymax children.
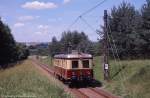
<box><xmin>0</xmin><ymin>0</ymin><xmax>146</xmax><ymax>42</ymax></box>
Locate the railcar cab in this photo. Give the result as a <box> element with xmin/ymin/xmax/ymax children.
<box><xmin>53</xmin><ymin>51</ymin><xmax>94</xmax><ymax>83</ymax></box>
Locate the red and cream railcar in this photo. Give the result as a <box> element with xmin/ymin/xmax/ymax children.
<box><xmin>53</xmin><ymin>52</ymin><xmax>94</xmax><ymax>82</ymax></box>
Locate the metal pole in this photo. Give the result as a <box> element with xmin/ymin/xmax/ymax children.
<box><xmin>68</xmin><ymin>42</ymin><xmax>72</xmax><ymax>54</ymax></box>
<box><xmin>103</xmin><ymin>10</ymin><xmax>110</xmax><ymax>80</ymax></box>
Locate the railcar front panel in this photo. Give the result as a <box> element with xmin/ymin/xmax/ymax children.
<box><xmin>53</xmin><ymin>52</ymin><xmax>94</xmax><ymax>82</ymax></box>
<box><xmin>66</xmin><ymin>69</ymin><xmax>93</xmax><ymax>81</ymax></box>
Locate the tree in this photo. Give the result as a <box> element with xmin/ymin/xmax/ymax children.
<box><xmin>60</xmin><ymin>31</ymin><xmax>93</xmax><ymax>54</ymax></box>
<box><xmin>16</xmin><ymin>43</ymin><xmax>29</xmax><ymax>60</ymax></box>
<box><xmin>140</xmin><ymin>0</ymin><xmax>150</xmax><ymax>58</ymax></box>
<box><xmin>107</xmin><ymin>2</ymin><xmax>142</xmax><ymax>59</ymax></box>
<box><xmin>49</xmin><ymin>31</ymin><xmax>96</xmax><ymax>56</ymax></box>
<box><xmin>0</xmin><ymin>18</ymin><xmax>29</xmax><ymax>68</ymax></box>
<box><xmin>0</xmin><ymin>18</ymin><xmax>18</xmax><ymax>66</ymax></box>
<box><xmin>49</xmin><ymin>36</ymin><xmax>61</xmax><ymax>56</ymax></box>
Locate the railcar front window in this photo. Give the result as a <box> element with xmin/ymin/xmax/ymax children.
<box><xmin>82</xmin><ymin>60</ymin><xmax>89</xmax><ymax>68</ymax></box>
<box><xmin>72</xmin><ymin>61</ymin><xmax>78</xmax><ymax>68</ymax></box>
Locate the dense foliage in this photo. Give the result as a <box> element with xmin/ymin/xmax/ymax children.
<box><xmin>0</xmin><ymin>18</ymin><xmax>29</xmax><ymax>68</ymax></box>
<box><xmin>28</xmin><ymin>43</ymin><xmax>49</xmax><ymax>56</ymax></box>
<box><xmin>140</xmin><ymin>0</ymin><xmax>150</xmax><ymax>58</ymax></box>
<box><xmin>49</xmin><ymin>31</ymin><xmax>99</xmax><ymax>56</ymax></box>
<box><xmin>100</xmin><ymin>1</ymin><xmax>150</xmax><ymax>59</ymax></box>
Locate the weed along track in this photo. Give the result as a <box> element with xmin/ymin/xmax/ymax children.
<box><xmin>32</xmin><ymin>59</ymin><xmax>120</xmax><ymax>98</ymax></box>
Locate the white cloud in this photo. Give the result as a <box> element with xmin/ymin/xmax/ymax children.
<box><xmin>63</xmin><ymin>0</ymin><xmax>71</xmax><ymax>4</ymax></box>
<box><xmin>37</xmin><ymin>25</ymin><xmax>51</xmax><ymax>35</ymax></box>
<box><xmin>38</xmin><ymin>25</ymin><xmax>50</xmax><ymax>29</ymax></box>
<box><xmin>14</xmin><ymin>23</ymin><xmax>25</xmax><ymax>28</ymax></box>
<box><xmin>22</xmin><ymin>1</ymin><xmax>58</xmax><ymax>10</ymax></box>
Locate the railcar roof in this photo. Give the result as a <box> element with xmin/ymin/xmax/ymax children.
<box><xmin>54</xmin><ymin>53</ymin><xmax>92</xmax><ymax>59</ymax></box>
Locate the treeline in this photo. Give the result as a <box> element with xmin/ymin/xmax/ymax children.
<box><xmin>49</xmin><ymin>31</ymin><xmax>101</xmax><ymax>56</ymax></box>
<box><xmin>99</xmin><ymin>1</ymin><xmax>150</xmax><ymax>59</ymax></box>
<box><xmin>28</xmin><ymin>43</ymin><xmax>49</xmax><ymax>56</ymax></box>
<box><xmin>0</xmin><ymin>18</ymin><xmax>29</xmax><ymax>68</ymax></box>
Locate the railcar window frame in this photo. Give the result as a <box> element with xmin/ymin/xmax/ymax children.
<box><xmin>82</xmin><ymin>60</ymin><xmax>90</xmax><ymax>68</ymax></box>
<box><xmin>72</xmin><ymin>60</ymin><xmax>79</xmax><ymax>68</ymax></box>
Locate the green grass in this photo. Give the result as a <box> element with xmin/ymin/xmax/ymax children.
<box><xmin>93</xmin><ymin>56</ymin><xmax>104</xmax><ymax>81</ymax></box>
<box><xmin>93</xmin><ymin>56</ymin><xmax>150</xmax><ymax>98</ymax></box>
<box><xmin>0</xmin><ymin>60</ymin><xmax>72</xmax><ymax>98</ymax></box>
<box><xmin>39</xmin><ymin>56</ymin><xmax>53</xmax><ymax>67</ymax></box>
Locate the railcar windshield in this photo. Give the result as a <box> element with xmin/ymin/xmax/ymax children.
<box><xmin>72</xmin><ymin>61</ymin><xmax>79</xmax><ymax>68</ymax></box>
<box><xmin>82</xmin><ymin>60</ymin><xmax>89</xmax><ymax>68</ymax></box>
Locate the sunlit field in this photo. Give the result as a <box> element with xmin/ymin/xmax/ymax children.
<box><xmin>93</xmin><ymin>56</ymin><xmax>150</xmax><ymax>98</ymax></box>
<box><xmin>0</xmin><ymin>60</ymin><xmax>72</xmax><ymax>98</ymax></box>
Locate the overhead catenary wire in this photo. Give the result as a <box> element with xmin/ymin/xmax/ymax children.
<box><xmin>79</xmin><ymin>16</ymin><xmax>96</xmax><ymax>32</ymax></box>
<box><xmin>106</xmin><ymin>24</ymin><xmax>118</xmax><ymax>73</ymax></box>
<box><xmin>67</xmin><ymin>17</ymin><xmax>80</xmax><ymax>30</ymax></box>
<box><xmin>107</xmin><ymin>20</ymin><xmax>123</xmax><ymax>68</ymax></box>
<box><xmin>107</xmin><ymin>17</ymin><xmax>128</xmax><ymax>82</ymax></box>
<box><xmin>106</xmin><ymin>17</ymin><xmax>127</xmax><ymax>95</ymax></box>
<box><xmin>107</xmin><ymin>23</ymin><xmax>122</xmax><ymax>79</ymax></box>
<box><xmin>80</xmin><ymin>0</ymin><xmax>108</xmax><ymax>17</ymax></box>
<box><xmin>66</xmin><ymin>0</ymin><xmax>108</xmax><ymax>30</ymax></box>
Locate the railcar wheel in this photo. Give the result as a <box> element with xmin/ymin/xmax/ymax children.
<box><xmin>69</xmin><ymin>83</ymin><xmax>74</xmax><ymax>88</ymax></box>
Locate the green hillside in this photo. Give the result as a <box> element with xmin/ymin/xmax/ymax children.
<box><xmin>93</xmin><ymin>57</ymin><xmax>150</xmax><ymax>98</ymax></box>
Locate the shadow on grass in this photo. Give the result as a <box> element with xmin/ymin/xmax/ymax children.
<box><xmin>0</xmin><ymin>61</ymin><xmax>24</xmax><ymax>69</ymax></box>
<box><xmin>67</xmin><ymin>79</ymin><xmax>103</xmax><ymax>88</ymax></box>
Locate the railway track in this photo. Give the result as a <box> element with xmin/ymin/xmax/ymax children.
<box><xmin>32</xmin><ymin>59</ymin><xmax>120</xmax><ymax>98</ymax></box>
<box><xmin>71</xmin><ymin>87</ymin><xmax>119</xmax><ymax>98</ymax></box>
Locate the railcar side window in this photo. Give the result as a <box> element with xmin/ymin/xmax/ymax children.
<box><xmin>82</xmin><ymin>60</ymin><xmax>89</xmax><ymax>68</ymax></box>
<box><xmin>72</xmin><ymin>61</ymin><xmax>78</xmax><ymax>68</ymax></box>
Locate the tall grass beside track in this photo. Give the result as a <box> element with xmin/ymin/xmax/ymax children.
<box><xmin>0</xmin><ymin>60</ymin><xmax>72</xmax><ymax>98</ymax></box>
<box><xmin>39</xmin><ymin>56</ymin><xmax>52</xmax><ymax>67</ymax></box>
<box><xmin>93</xmin><ymin>56</ymin><xmax>150</xmax><ymax>98</ymax></box>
